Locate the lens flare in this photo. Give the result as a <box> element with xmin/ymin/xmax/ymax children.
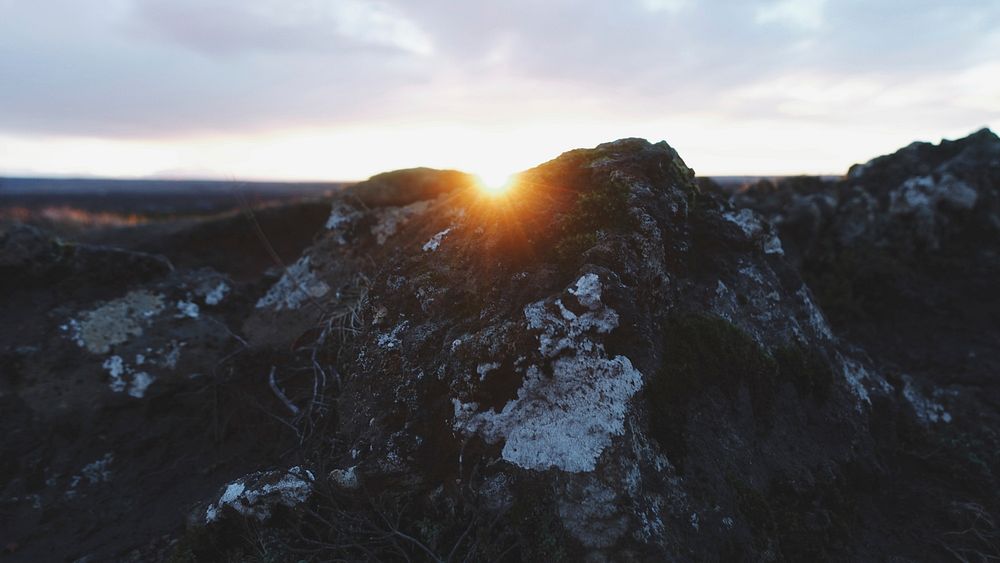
<box><xmin>476</xmin><ymin>171</ymin><xmax>515</xmax><ymax>196</ymax></box>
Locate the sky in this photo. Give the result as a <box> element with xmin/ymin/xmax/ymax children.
<box><xmin>1</xmin><ymin>0</ymin><xmax>998</xmax><ymax>181</ymax></box>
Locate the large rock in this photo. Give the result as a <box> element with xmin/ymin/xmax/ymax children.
<box><xmin>197</xmin><ymin>139</ymin><xmax>903</xmax><ymax>561</ymax></box>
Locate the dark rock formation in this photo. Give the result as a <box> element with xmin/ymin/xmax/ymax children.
<box><xmin>730</xmin><ymin>128</ymin><xmax>1000</xmax><ymax>562</ymax></box>
<box><xmin>1</xmin><ymin>134</ymin><xmax>998</xmax><ymax>561</ymax></box>
<box><xmin>0</xmin><ymin>226</ymin><xmax>309</xmax><ymax>561</ymax></box>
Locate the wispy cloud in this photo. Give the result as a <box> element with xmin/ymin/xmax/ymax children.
<box><xmin>0</xmin><ymin>0</ymin><xmax>997</xmax><ymax>177</ymax></box>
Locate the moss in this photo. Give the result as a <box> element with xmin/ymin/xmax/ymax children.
<box><xmin>802</xmin><ymin>245</ymin><xmax>912</xmax><ymax>328</ymax></box>
<box><xmin>728</xmin><ymin>474</ymin><xmax>857</xmax><ymax>561</ymax></box>
<box><xmin>505</xmin><ymin>494</ymin><xmax>571</xmax><ymax>562</ymax></box>
<box><xmin>729</xmin><ymin>475</ymin><xmax>777</xmax><ymax>550</ymax></box>
<box><xmin>554</xmin><ymin>232</ymin><xmax>597</xmax><ymax>265</ymax></box>
<box><xmin>647</xmin><ymin>314</ymin><xmax>777</xmax><ymax>466</ymax></box>
<box><xmin>648</xmin><ymin>315</ymin><xmax>837</xmax><ymax>467</ymax></box>
<box><xmin>901</xmin><ymin>417</ymin><xmax>1000</xmax><ymax>485</ymax></box>
<box><xmin>774</xmin><ymin>344</ymin><xmax>834</xmax><ymax>404</ymax></box>
<box><xmin>415</xmin><ymin>517</ymin><xmax>446</xmax><ymax>553</ymax></box>
<box><xmin>769</xmin><ymin>480</ymin><xmax>857</xmax><ymax>561</ymax></box>
<box><xmin>553</xmin><ymin>176</ymin><xmax>635</xmax><ymax>267</ymax></box>
<box><xmin>166</xmin><ymin>525</ymin><xmax>235</xmax><ymax>563</ymax></box>
<box><xmin>166</xmin><ymin>519</ymin><xmax>303</xmax><ymax>563</ymax></box>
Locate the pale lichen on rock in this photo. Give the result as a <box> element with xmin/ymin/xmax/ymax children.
<box><xmin>371</xmin><ymin>201</ymin><xmax>431</xmax><ymax>245</ymax></box>
<box><xmin>202</xmin><ymin>282</ymin><xmax>229</xmax><ymax>306</ymax></box>
<box><xmin>102</xmin><ymin>355</ymin><xmax>157</xmax><ymax>398</ymax></box>
<box><xmin>422</xmin><ymin>227</ymin><xmax>452</xmax><ymax>252</ymax></box>
<box><xmin>205</xmin><ymin>466</ymin><xmax>314</xmax><ymax>524</ymax></box>
<box><xmin>902</xmin><ymin>375</ymin><xmax>952</xmax><ymax>424</ymax></box>
<box><xmin>65</xmin><ymin>290</ymin><xmax>166</xmax><ymax>354</ymax></box>
<box><xmin>175</xmin><ymin>299</ymin><xmax>200</xmax><ymax>319</ymax></box>
<box><xmin>256</xmin><ymin>256</ymin><xmax>330</xmax><ymax>311</ymax></box>
<box><xmin>453</xmin><ymin>273</ymin><xmax>643</xmax><ymax>473</ymax></box>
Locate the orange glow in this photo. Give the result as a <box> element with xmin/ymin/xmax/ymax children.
<box><xmin>475</xmin><ymin>171</ymin><xmax>516</xmax><ymax>196</ymax></box>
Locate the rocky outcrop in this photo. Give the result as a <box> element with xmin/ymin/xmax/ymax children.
<box><xmin>729</xmin><ymin>129</ymin><xmax>1000</xmax><ymax>375</ymax></box>
<box><xmin>2</xmin><ymin>134</ymin><xmax>998</xmax><ymax>561</ymax></box>
<box><xmin>310</xmin><ymin>140</ymin><xmax>881</xmax><ymax>560</ymax></box>
<box><xmin>731</xmin><ymin>128</ymin><xmax>1000</xmax><ymax>266</ymax></box>
<box><xmin>0</xmin><ymin>226</ymin><xmax>306</xmax><ymax>561</ymax></box>
<box><xmin>728</xmin><ymin>129</ymin><xmax>1000</xmax><ymax>562</ymax></box>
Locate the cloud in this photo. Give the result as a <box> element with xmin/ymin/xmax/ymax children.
<box><xmin>130</xmin><ymin>0</ymin><xmax>433</xmax><ymax>56</ymax></box>
<box><xmin>0</xmin><ymin>0</ymin><xmax>997</xmax><ymax>176</ymax></box>
<box><xmin>755</xmin><ymin>0</ymin><xmax>826</xmax><ymax>30</ymax></box>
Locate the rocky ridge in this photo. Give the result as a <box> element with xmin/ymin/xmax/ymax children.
<box><xmin>1</xmin><ymin>131</ymin><xmax>998</xmax><ymax>561</ymax></box>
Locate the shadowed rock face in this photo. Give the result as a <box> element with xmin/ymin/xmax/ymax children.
<box><xmin>728</xmin><ymin>128</ymin><xmax>1000</xmax><ymax>560</ymax></box>
<box><xmin>2</xmin><ymin>135</ymin><xmax>999</xmax><ymax>561</ymax></box>
<box><xmin>732</xmin><ymin>128</ymin><xmax>1000</xmax><ymax>265</ymax></box>
<box><xmin>730</xmin><ymin>129</ymin><xmax>1000</xmax><ymax>382</ymax></box>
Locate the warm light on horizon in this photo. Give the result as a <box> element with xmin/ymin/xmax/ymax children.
<box><xmin>4</xmin><ymin>119</ymin><xmax>995</xmax><ymax>183</ymax></box>
<box><xmin>475</xmin><ymin>171</ymin><xmax>516</xmax><ymax>196</ymax></box>
<box><xmin>1</xmin><ymin>1</ymin><xmax>997</xmax><ymax>183</ymax></box>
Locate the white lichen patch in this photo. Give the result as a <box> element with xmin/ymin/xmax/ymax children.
<box><xmin>103</xmin><ymin>355</ymin><xmax>128</xmax><ymax>393</ymax></box>
<box><xmin>476</xmin><ymin>362</ymin><xmax>500</xmax><ymax>381</ymax></box>
<box><xmin>377</xmin><ymin>321</ymin><xmax>409</xmax><ymax>350</ymax></box>
<box><xmin>66</xmin><ymin>290</ymin><xmax>166</xmax><ymax>354</ymax></box>
<box><xmin>161</xmin><ymin>340</ymin><xmax>182</xmax><ymax>369</ymax></box>
<box><xmin>637</xmin><ymin>503</ymin><xmax>667</xmax><ymax>542</ymax></box>
<box><xmin>325</xmin><ymin>201</ymin><xmax>363</xmax><ymax>244</ymax></box>
<box><xmin>890</xmin><ymin>174</ymin><xmax>978</xmax><ymax>215</ymax></box>
<box><xmin>764</xmin><ymin>232</ymin><xmax>784</xmax><ymax>255</ymax></box>
<box><xmin>839</xmin><ymin>356</ymin><xmax>873</xmax><ymax>407</ymax></box>
<box><xmin>724</xmin><ymin>209</ymin><xmax>763</xmax><ymax>238</ymax></box>
<box><xmin>175</xmin><ymin>299</ymin><xmax>200</xmax><ymax>319</ymax></box>
<box><xmin>102</xmin><ymin>355</ymin><xmax>157</xmax><ymax>398</ymax></box>
<box><xmin>524</xmin><ymin>275</ymin><xmax>620</xmax><ymax>357</ymax></box>
<box><xmin>902</xmin><ymin>375</ymin><xmax>952</xmax><ymax>424</ymax></box>
<box><xmin>205</xmin><ymin>466</ymin><xmax>314</xmax><ymax>523</ymax></box>
<box><xmin>129</xmin><ymin>371</ymin><xmax>155</xmax><ymax>398</ymax></box>
<box><xmin>887</xmin><ymin>173</ymin><xmax>980</xmax><ymax>249</ymax></box>
<box><xmin>453</xmin><ymin>273</ymin><xmax>643</xmax><ymax>473</ymax></box>
<box><xmin>738</xmin><ymin>265</ymin><xmax>766</xmax><ymax>286</ymax></box>
<box><xmin>422</xmin><ymin>227</ymin><xmax>452</xmax><ymax>252</ymax></box>
<box><xmin>725</xmin><ymin>208</ymin><xmax>784</xmax><ymax>255</ymax></box>
<box><xmin>66</xmin><ymin>453</ymin><xmax>114</xmax><ymax>499</ymax></box>
<box><xmin>256</xmin><ymin>256</ymin><xmax>331</xmax><ymax>311</ymax></box>
<box><xmin>80</xmin><ymin>453</ymin><xmax>114</xmax><ymax>485</ymax></box>
<box><xmin>371</xmin><ymin>201</ymin><xmax>431</xmax><ymax>245</ymax></box>
<box><xmin>796</xmin><ymin>286</ymin><xmax>833</xmax><ymax>340</ymax></box>
<box><xmin>568</xmin><ymin>271</ymin><xmax>604</xmax><ymax>309</ymax></box>
<box><xmin>202</xmin><ymin>282</ymin><xmax>229</xmax><ymax>306</ymax></box>
<box><xmin>716</xmin><ymin>280</ymin><xmax>730</xmax><ymax>299</ymax></box>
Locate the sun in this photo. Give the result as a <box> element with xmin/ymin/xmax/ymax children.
<box><xmin>475</xmin><ymin>171</ymin><xmax>515</xmax><ymax>196</ymax></box>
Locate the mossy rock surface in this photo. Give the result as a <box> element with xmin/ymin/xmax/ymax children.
<box><xmin>647</xmin><ymin>314</ymin><xmax>777</xmax><ymax>466</ymax></box>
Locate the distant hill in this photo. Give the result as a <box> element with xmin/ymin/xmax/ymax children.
<box><xmin>706</xmin><ymin>174</ymin><xmax>843</xmax><ymax>191</ymax></box>
<box><xmin>0</xmin><ymin>176</ymin><xmax>344</xmax><ymax>195</ymax></box>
